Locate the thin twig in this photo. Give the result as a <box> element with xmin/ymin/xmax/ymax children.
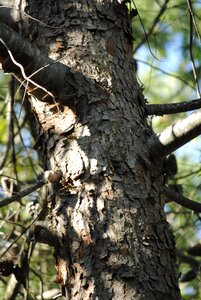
<box><xmin>187</xmin><ymin>0</ymin><xmax>201</xmax><ymax>98</ymax></box>
<box><xmin>0</xmin><ymin>36</ymin><xmax>55</xmax><ymax>101</ymax></box>
<box><xmin>0</xmin><ymin>217</ymin><xmax>25</xmax><ymax>229</ymax></box>
<box><xmin>186</xmin><ymin>1</ymin><xmax>201</xmax><ymax>43</ymax></box>
<box><xmin>30</xmin><ymin>268</ymin><xmax>44</xmax><ymax>300</ymax></box>
<box><xmin>0</xmin><ymin>21</ymin><xmax>77</xmax><ymax>103</ymax></box>
<box><xmin>0</xmin><ymin>212</ymin><xmax>40</xmax><ymax>259</ymax></box>
<box><xmin>0</xmin><ymin>179</ymin><xmax>46</xmax><ymax>208</ymax></box>
<box><xmin>137</xmin><ymin>59</ymin><xmax>195</xmax><ymax>89</ymax></box>
<box><xmin>175</xmin><ymin>169</ymin><xmax>200</xmax><ymax>180</ymax></box>
<box><xmin>133</xmin><ymin>0</ymin><xmax>170</xmax><ymax>54</ymax></box>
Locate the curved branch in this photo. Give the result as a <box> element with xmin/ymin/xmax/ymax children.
<box><xmin>146</xmin><ymin>98</ymin><xmax>201</xmax><ymax>116</ymax></box>
<box><xmin>164</xmin><ymin>186</ymin><xmax>201</xmax><ymax>213</ymax></box>
<box><xmin>149</xmin><ymin>108</ymin><xmax>201</xmax><ymax>159</ymax></box>
<box><xmin>0</xmin><ymin>21</ymin><xmax>77</xmax><ymax>102</ymax></box>
<box><xmin>177</xmin><ymin>251</ymin><xmax>199</xmax><ymax>269</ymax></box>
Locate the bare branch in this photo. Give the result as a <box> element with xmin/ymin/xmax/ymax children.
<box><xmin>137</xmin><ymin>59</ymin><xmax>195</xmax><ymax>89</ymax></box>
<box><xmin>0</xmin><ymin>179</ymin><xmax>46</xmax><ymax>208</ymax></box>
<box><xmin>164</xmin><ymin>186</ymin><xmax>201</xmax><ymax>213</ymax></box>
<box><xmin>177</xmin><ymin>251</ymin><xmax>199</xmax><ymax>269</ymax></box>
<box><xmin>177</xmin><ymin>251</ymin><xmax>199</xmax><ymax>283</ymax></box>
<box><xmin>133</xmin><ymin>0</ymin><xmax>170</xmax><ymax>54</ymax></box>
<box><xmin>0</xmin><ymin>21</ymin><xmax>77</xmax><ymax>102</ymax></box>
<box><xmin>149</xmin><ymin>109</ymin><xmax>201</xmax><ymax>159</ymax></box>
<box><xmin>146</xmin><ymin>98</ymin><xmax>201</xmax><ymax>115</ymax></box>
<box><xmin>0</xmin><ymin>212</ymin><xmax>39</xmax><ymax>259</ymax></box>
<box><xmin>187</xmin><ymin>243</ymin><xmax>201</xmax><ymax>257</ymax></box>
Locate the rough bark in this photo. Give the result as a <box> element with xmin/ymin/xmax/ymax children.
<box><xmin>0</xmin><ymin>0</ymin><xmax>181</xmax><ymax>299</ymax></box>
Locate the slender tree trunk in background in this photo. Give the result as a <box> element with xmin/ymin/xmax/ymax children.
<box><xmin>1</xmin><ymin>0</ymin><xmax>181</xmax><ymax>299</ymax></box>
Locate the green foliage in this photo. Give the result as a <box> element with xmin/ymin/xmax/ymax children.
<box><xmin>0</xmin><ymin>75</ymin><xmax>57</xmax><ymax>298</ymax></box>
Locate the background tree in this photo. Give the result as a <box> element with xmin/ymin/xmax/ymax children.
<box><xmin>0</xmin><ymin>0</ymin><xmax>200</xmax><ymax>299</ymax></box>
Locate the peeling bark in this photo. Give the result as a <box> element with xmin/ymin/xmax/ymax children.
<box><xmin>0</xmin><ymin>0</ymin><xmax>181</xmax><ymax>299</ymax></box>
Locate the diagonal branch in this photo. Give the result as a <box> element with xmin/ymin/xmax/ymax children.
<box><xmin>164</xmin><ymin>186</ymin><xmax>201</xmax><ymax>213</ymax></box>
<box><xmin>0</xmin><ymin>179</ymin><xmax>46</xmax><ymax>208</ymax></box>
<box><xmin>0</xmin><ymin>21</ymin><xmax>77</xmax><ymax>102</ymax></box>
<box><xmin>138</xmin><ymin>59</ymin><xmax>195</xmax><ymax>88</ymax></box>
<box><xmin>149</xmin><ymin>108</ymin><xmax>201</xmax><ymax>159</ymax></box>
<box><xmin>133</xmin><ymin>0</ymin><xmax>170</xmax><ymax>53</ymax></box>
<box><xmin>146</xmin><ymin>98</ymin><xmax>201</xmax><ymax>116</ymax></box>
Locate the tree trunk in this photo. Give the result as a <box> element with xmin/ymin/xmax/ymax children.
<box><xmin>1</xmin><ymin>0</ymin><xmax>181</xmax><ymax>299</ymax></box>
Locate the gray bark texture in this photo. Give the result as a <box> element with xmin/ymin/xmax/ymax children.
<box><xmin>0</xmin><ymin>0</ymin><xmax>181</xmax><ymax>299</ymax></box>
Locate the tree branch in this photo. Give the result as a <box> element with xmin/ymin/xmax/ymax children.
<box><xmin>149</xmin><ymin>109</ymin><xmax>201</xmax><ymax>159</ymax></box>
<box><xmin>146</xmin><ymin>98</ymin><xmax>201</xmax><ymax>116</ymax></box>
<box><xmin>138</xmin><ymin>59</ymin><xmax>195</xmax><ymax>88</ymax></box>
<box><xmin>0</xmin><ymin>179</ymin><xmax>46</xmax><ymax>208</ymax></box>
<box><xmin>164</xmin><ymin>186</ymin><xmax>201</xmax><ymax>213</ymax></box>
<box><xmin>0</xmin><ymin>21</ymin><xmax>77</xmax><ymax>102</ymax></box>
<box><xmin>177</xmin><ymin>251</ymin><xmax>199</xmax><ymax>268</ymax></box>
<box><xmin>133</xmin><ymin>0</ymin><xmax>170</xmax><ymax>53</ymax></box>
